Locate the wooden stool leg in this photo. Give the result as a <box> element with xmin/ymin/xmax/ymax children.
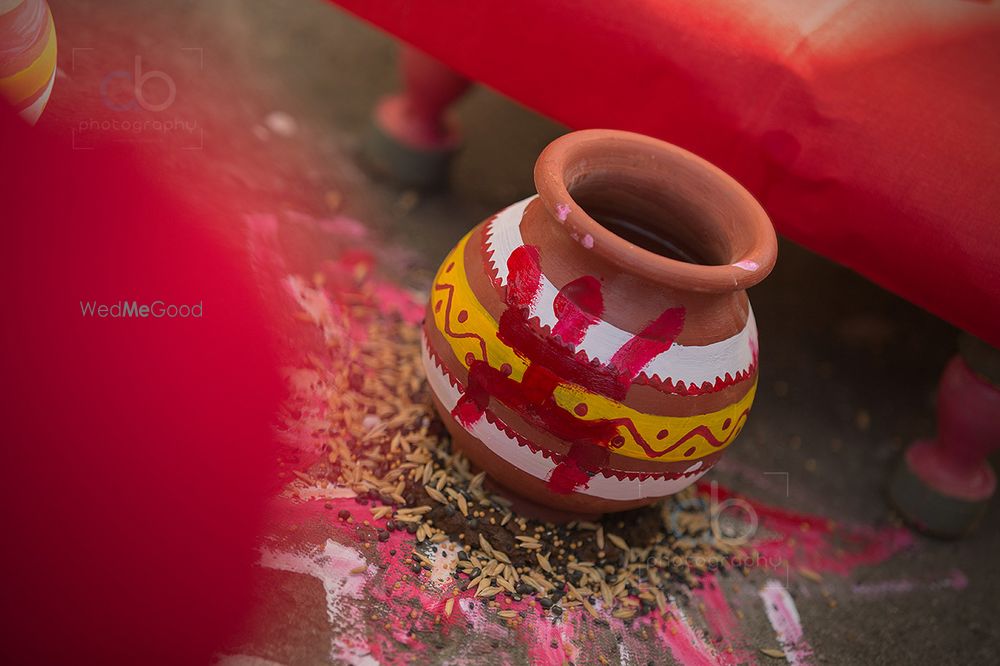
<box><xmin>364</xmin><ymin>46</ymin><xmax>472</xmax><ymax>189</ymax></box>
<box><xmin>889</xmin><ymin>335</ymin><xmax>1000</xmax><ymax>537</ymax></box>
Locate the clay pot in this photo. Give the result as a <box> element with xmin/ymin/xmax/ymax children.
<box><xmin>422</xmin><ymin>129</ymin><xmax>776</xmax><ymax>518</ymax></box>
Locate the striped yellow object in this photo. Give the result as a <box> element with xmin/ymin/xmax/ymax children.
<box><xmin>0</xmin><ymin>11</ymin><xmax>56</xmax><ymax>106</ymax></box>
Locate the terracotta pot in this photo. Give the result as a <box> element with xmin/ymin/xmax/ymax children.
<box><xmin>422</xmin><ymin>129</ymin><xmax>776</xmax><ymax>518</ymax></box>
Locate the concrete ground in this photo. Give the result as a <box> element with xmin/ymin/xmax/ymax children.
<box><xmin>44</xmin><ymin>0</ymin><xmax>999</xmax><ymax>664</ymax></box>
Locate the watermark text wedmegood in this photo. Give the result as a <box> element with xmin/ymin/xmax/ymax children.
<box><xmin>80</xmin><ymin>300</ymin><xmax>203</xmax><ymax>318</ymax></box>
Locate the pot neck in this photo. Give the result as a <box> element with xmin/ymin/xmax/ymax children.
<box><xmin>533</xmin><ymin>130</ymin><xmax>776</xmax><ymax>294</ymax></box>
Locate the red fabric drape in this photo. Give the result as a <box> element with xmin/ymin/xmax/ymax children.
<box><xmin>334</xmin><ymin>0</ymin><xmax>1000</xmax><ymax>346</ymax></box>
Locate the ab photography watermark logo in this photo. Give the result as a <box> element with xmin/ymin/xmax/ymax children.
<box><xmin>71</xmin><ymin>49</ymin><xmax>203</xmax><ymax>150</ymax></box>
<box><xmin>661</xmin><ymin>478</ymin><xmax>792</xmax><ymax>585</ymax></box>
<box><xmin>101</xmin><ymin>56</ymin><xmax>176</xmax><ymax>112</ymax></box>
<box><xmin>80</xmin><ymin>300</ymin><xmax>203</xmax><ymax>319</ymax></box>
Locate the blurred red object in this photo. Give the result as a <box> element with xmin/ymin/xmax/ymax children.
<box><xmin>334</xmin><ymin>0</ymin><xmax>1000</xmax><ymax>345</ymax></box>
<box><xmin>0</xmin><ymin>105</ymin><xmax>280</xmax><ymax>663</ymax></box>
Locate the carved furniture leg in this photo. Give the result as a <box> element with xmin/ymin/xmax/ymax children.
<box><xmin>363</xmin><ymin>45</ymin><xmax>472</xmax><ymax>189</ymax></box>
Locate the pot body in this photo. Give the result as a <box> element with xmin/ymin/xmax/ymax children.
<box><xmin>422</xmin><ymin>130</ymin><xmax>775</xmax><ymax>516</ymax></box>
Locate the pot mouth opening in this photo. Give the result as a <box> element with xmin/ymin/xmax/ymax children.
<box><xmin>534</xmin><ymin>130</ymin><xmax>777</xmax><ymax>293</ymax></box>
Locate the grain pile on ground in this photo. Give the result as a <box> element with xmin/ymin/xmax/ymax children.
<box><xmin>289</xmin><ymin>271</ymin><xmax>749</xmax><ymax>619</ymax></box>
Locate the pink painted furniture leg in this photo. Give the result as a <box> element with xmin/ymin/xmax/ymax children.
<box><xmin>889</xmin><ymin>336</ymin><xmax>1000</xmax><ymax>537</ymax></box>
<box><xmin>363</xmin><ymin>46</ymin><xmax>472</xmax><ymax>188</ymax></box>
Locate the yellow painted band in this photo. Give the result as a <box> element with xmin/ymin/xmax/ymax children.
<box><xmin>430</xmin><ymin>230</ymin><xmax>755</xmax><ymax>462</ymax></box>
<box><xmin>0</xmin><ymin>14</ymin><xmax>56</xmax><ymax>105</ymax></box>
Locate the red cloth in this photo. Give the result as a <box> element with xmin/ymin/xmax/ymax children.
<box><xmin>0</xmin><ymin>104</ymin><xmax>281</xmax><ymax>664</ymax></box>
<box><xmin>334</xmin><ymin>0</ymin><xmax>1000</xmax><ymax>347</ymax></box>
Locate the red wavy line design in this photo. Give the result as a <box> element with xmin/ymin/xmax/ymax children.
<box><xmin>653</xmin><ymin>408</ymin><xmax>751</xmax><ymax>456</ymax></box>
<box><xmin>432</xmin><ymin>280</ymin><xmax>489</xmax><ymax>365</ymax></box>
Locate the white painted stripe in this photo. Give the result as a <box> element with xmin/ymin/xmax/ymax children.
<box><xmin>19</xmin><ymin>68</ymin><xmax>54</xmax><ymax>126</ymax></box>
<box><xmin>579</xmin><ymin>309</ymin><xmax>758</xmax><ymax>387</ymax></box>
<box><xmin>483</xmin><ymin>196</ymin><xmax>533</xmax><ymax>284</ymax></box>
<box><xmin>421</xmin><ymin>337</ymin><xmax>706</xmax><ymax>501</ymax></box>
<box><xmin>484</xmin><ymin>195</ymin><xmax>757</xmax><ymax>387</ymax></box>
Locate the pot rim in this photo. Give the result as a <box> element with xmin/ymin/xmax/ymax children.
<box><xmin>534</xmin><ymin>129</ymin><xmax>777</xmax><ymax>294</ymax></box>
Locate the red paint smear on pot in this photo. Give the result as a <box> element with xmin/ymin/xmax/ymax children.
<box><xmin>547</xmin><ymin>459</ymin><xmax>590</xmax><ymax>494</ymax></box>
<box><xmin>452</xmin><ymin>360</ymin><xmax>619</xmax><ymax>452</ymax></box>
<box><xmin>498</xmin><ymin>307</ymin><xmax>625</xmax><ymax>398</ymax></box>
<box><xmin>500</xmin><ymin>243</ymin><xmax>686</xmax><ymax>400</ymax></box>
<box><xmin>496</xmin><ymin>300</ymin><xmax>687</xmax><ymax>402</ymax></box>
<box><xmin>506</xmin><ymin>244</ymin><xmax>544</xmax><ymax>308</ymax></box>
<box><xmin>497</xmin><ymin>308</ymin><xmax>683</xmax><ymax>400</ymax></box>
<box><xmin>487</xmin><ymin>305</ymin><xmax>702</xmax><ymax>460</ymax></box>
<box><xmin>548</xmin><ymin>442</ymin><xmax>610</xmax><ymax>494</ymax></box>
<box><xmin>609</xmin><ymin>306</ymin><xmax>686</xmax><ymax>379</ymax></box>
<box><xmin>552</xmin><ymin>275</ymin><xmax>604</xmax><ymax>346</ymax></box>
